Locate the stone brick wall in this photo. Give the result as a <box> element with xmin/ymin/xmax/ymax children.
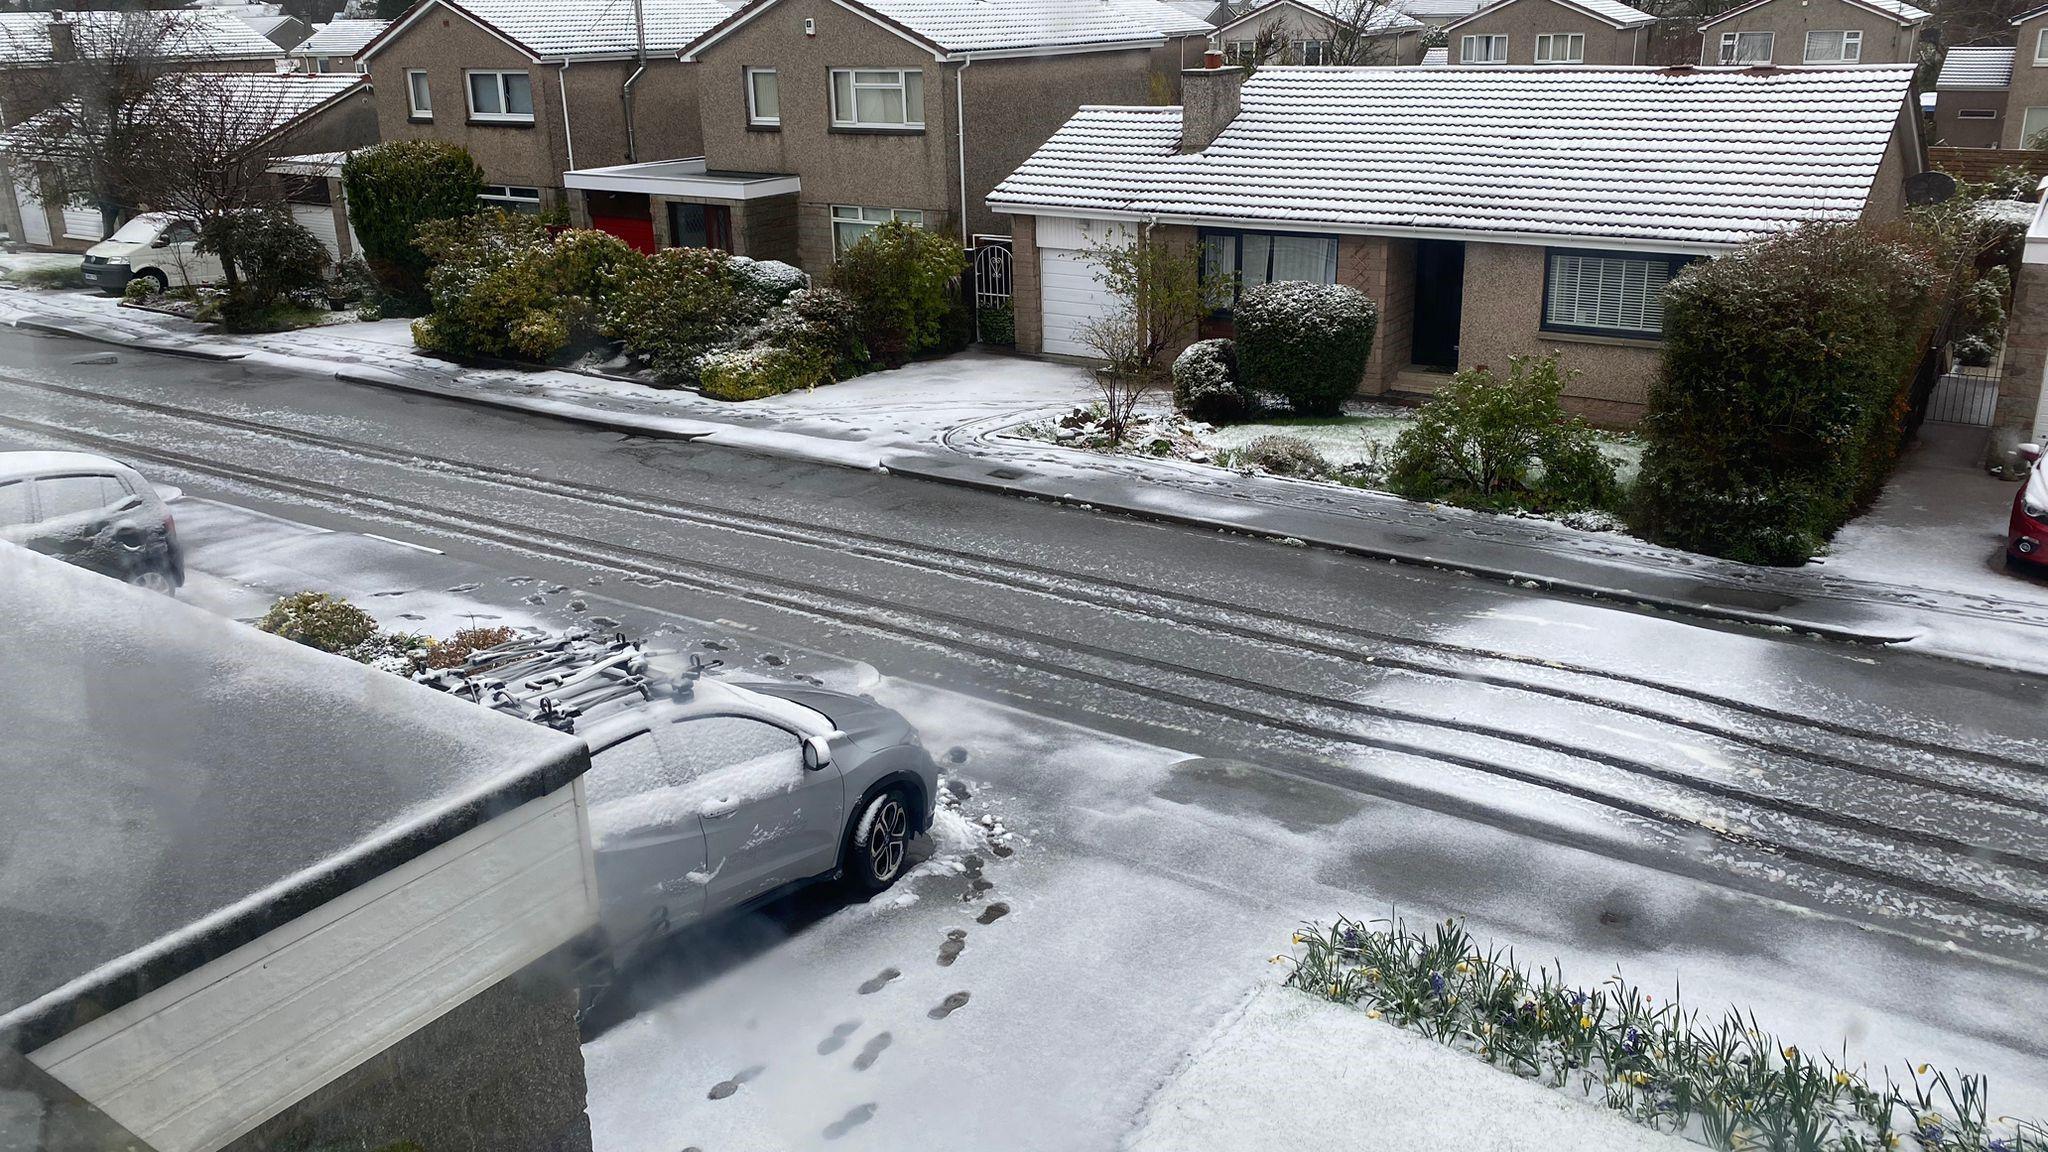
<box><xmin>1334</xmin><ymin>234</ymin><xmax>1414</xmax><ymax>391</ymax></box>
<box><xmin>1995</xmin><ymin>260</ymin><xmax>2048</xmax><ymax>465</ymax></box>
<box><xmin>1011</xmin><ymin>214</ymin><xmax>1043</xmax><ymax>353</ymax></box>
<box><xmin>222</xmin><ymin>963</ymin><xmax>592</xmax><ymax>1152</ymax></box>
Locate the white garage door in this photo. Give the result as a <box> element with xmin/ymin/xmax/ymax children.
<box><xmin>292</xmin><ymin>202</ymin><xmax>342</xmax><ymax>260</ymax></box>
<box><xmin>12</xmin><ymin>176</ymin><xmax>52</xmax><ymax>247</ymax></box>
<box><xmin>62</xmin><ymin>205</ymin><xmax>104</xmax><ymax>242</ymax></box>
<box><xmin>1037</xmin><ymin>217</ymin><xmax>1129</xmax><ymax>358</ymax></box>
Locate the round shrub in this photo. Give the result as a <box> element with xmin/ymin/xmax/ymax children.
<box><xmin>412</xmin><ymin>217</ymin><xmax>638</xmax><ymax>363</ymax></box>
<box><xmin>829</xmin><ymin>220</ymin><xmax>967</xmax><ymax>367</ymax></box>
<box><xmin>122</xmin><ymin>275</ymin><xmax>159</xmax><ymax>303</ymax></box>
<box><xmin>341</xmin><ymin>141</ymin><xmax>485</xmax><ymax>313</ymax></box>
<box><xmin>1172</xmin><ymin>338</ymin><xmax>1255</xmax><ymax>423</ymax></box>
<box><xmin>257</xmin><ymin>591</ymin><xmax>380</xmax><ymax>654</ymax></box>
<box><xmin>1234</xmin><ymin>434</ymin><xmax>1330</xmax><ymax>479</ymax></box>
<box><xmin>1234</xmin><ymin>282</ymin><xmax>1378</xmax><ymax>417</ymax></box>
<box><xmin>730</xmin><ymin>257</ymin><xmax>808</xmax><ymax>310</ymax></box>
<box><xmin>698</xmin><ymin>344</ymin><xmax>834</xmax><ymax>401</ymax></box>
<box><xmin>1387</xmin><ymin>354</ymin><xmax>1618</xmax><ymax>513</ymax></box>
<box><xmin>753</xmin><ymin>287</ymin><xmax>869</xmax><ymax>379</ymax></box>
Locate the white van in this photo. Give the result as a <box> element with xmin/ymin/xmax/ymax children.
<box><xmin>80</xmin><ymin>213</ymin><xmax>224</xmax><ymax>295</ymax></box>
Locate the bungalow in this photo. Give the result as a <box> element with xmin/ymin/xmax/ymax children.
<box><xmin>1696</xmin><ymin>0</ymin><xmax>1927</xmax><ymax>66</ymax></box>
<box><xmin>0</xmin><ymin>545</ymin><xmax>599</xmax><ymax>1152</ymax></box>
<box><xmin>355</xmin><ymin>0</ymin><xmax>737</xmax><ymax>219</ymax></box>
<box><xmin>989</xmin><ymin>61</ymin><xmax>1924</xmax><ymax>424</ymax></box>
<box><xmin>294</xmin><ymin>18</ymin><xmax>389</xmax><ymax>73</ymax></box>
<box><xmin>1441</xmin><ymin>0</ymin><xmax>1653</xmax><ymax>65</ymax></box>
<box><xmin>1933</xmin><ymin>46</ymin><xmax>2013</xmax><ymax>149</ymax></box>
<box><xmin>1211</xmin><ymin>0</ymin><xmax>1427</xmax><ymax>66</ymax></box>
<box><xmin>561</xmin><ymin>0</ymin><xmax>1209</xmax><ymax>269</ymax></box>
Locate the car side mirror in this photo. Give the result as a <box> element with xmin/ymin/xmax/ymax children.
<box><xmin>2021</xmin><ymin>443</ymin><xmax>2043</xmax><ymax>462</ymax></box>
<box><xmin>801</xmin><ymin>735</ymin><xmax>833</xmax><ymax>771</ymax></box>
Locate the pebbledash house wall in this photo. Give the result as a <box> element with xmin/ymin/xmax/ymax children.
<box><xmin>691</xmin><ymin>0</ymin><xmax>1202</xmax><ymax>272</ymax></box>
<box><xmin>2004</xmin><ymin>13</ymin><xmax>2048</xmax><ymax>148</ymax></box>
<box><xmin>1446</xmin><ymin>0</ymin><xmax>1650</xmax><ymax>64</ymax></box>
<box><xmin>1696</xmin><ymin>0</ymin><xmax>1921</xmax><ymax>65</ymax></box>
<box><xmin>365</xmin><ymin>9</ymin><xmax>703</xmax><ymax>213</ymax></box>
<box><xmin>1934</xmin><ymin>87</ymin><xmax>2009</xmax><ymax>149</ymax></box>
<box><xmin>1211</xmin><ymin>3</ymin><xmax>1425</xmax><ymax>65</ymax></box>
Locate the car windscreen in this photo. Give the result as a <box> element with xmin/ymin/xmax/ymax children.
<box><xmin>107</xmin><ymin>217</ymin><xmax>163</xmax><ymax>244</ymax></box>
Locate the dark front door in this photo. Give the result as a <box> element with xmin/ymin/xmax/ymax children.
<box><xmin>1410</xmin><ymin>239</ymin><xmax>1465</xmax><ymax>371</ymax></box>
<box><xmin>668</xmin><ymin>202</ymin><xmax>733</xmax><ymax>252</ymax></box>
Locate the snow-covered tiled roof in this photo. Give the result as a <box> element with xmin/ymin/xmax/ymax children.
<box><xmin>990</xmin><ymin>65</ymin><xmax>1918</xmax><ymax>249</ymax></box>
<box><xmin>1936</xmin><ymin>46</ymin><xmax>2014</xmax><ymax>89</ymax></box>
<box><xmin>1397</xmin><ymin>0</ymin><xmax>1486</xmax><ymax>21</ymax></box>
<box><xmin>1164</xmin><ymin>0</ymin><xmax>1221</xmax><ymax>25</ymax></box>
<box><xmin>2</xmin><ymin>72</ymin><xmax>364</xmax><ymax>157</ymax></box>
<box><xmin>1703</xmin><ymin>0</ymin><xmax>1926</xmax><ymax>28</ymax></box>
<box><xmin>1446</xmin><ymin>0</ymin><xmax>1653</xmax><ymax>31</ymax></box>
<box><xmin>366</xmin><ymin>0</ymin><xmax>738</xmax><ymax>60</ymax></box>
<box><xmin>685</xmin><ymin>0</ymin><xmax>1211</xmax><ymax>59</ymax></box>
<box><xmin>1421</xmin><ymin>44</ymin><xmax>1447</xmax><ymax>63</ymax></box>
<box><xmin>0</xmin><ymin>9</ymin><xmax>283</xmax><ymax>65</ymax></box>
<box><xmin>296</xmin><ymin>18</ymin><xmax>387</xmax><ymax>57</ymax></box>
<box><xmin>1216</xmin><ymin>0</ymin><xmax>1425</xmax><ymax>34</ymax></box>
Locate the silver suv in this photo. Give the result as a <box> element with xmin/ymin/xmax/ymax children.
<box><xmin>417</xmin><ymin>634</ymin><xmax>937</xmax><ymax>996</ymax></box>
<box><xmin>0</xmin><ymin>451</ymin><xmax>183</xmax><ymax>593</ymax></box>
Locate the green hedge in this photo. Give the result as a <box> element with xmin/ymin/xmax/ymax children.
<box><xmin>1233</xmin><ymin>281</ymin><xmax>1378</xmax><ymax>417</ymax></box>
<box><xmin>698</xmin><ymin>345</ymin><xmax>834</xmax><ymax>401</ymax></box>
<box><xmin>600</xmin><ymin>247</ymin><xmax>763</xmax><ymax>383</ymax></box>
<box><xmin>341</xmin><ymin>141</ymin><xmax>485</xmax><ymax>314</ymax></box>
<box><xmin>410</xmin><ymin>213</ymin><xmax>641</xmax><ymax>363</ymax></box>
<box><xmin>1632</xmin><ymin>223</ymin><xmax>1933</xmax><ymax>565</ymax></box>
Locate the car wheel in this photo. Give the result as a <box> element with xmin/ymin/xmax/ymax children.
<box><xmin>846</xmin><ymin>788</ymin><xmax>912</xmax><ymax>894</ymax></box>
<box><xmin>127</xmin><ymin>567</ymin><xmax>175</xmax><ymax>595</ymax></box>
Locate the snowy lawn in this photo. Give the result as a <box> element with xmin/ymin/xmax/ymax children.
<box><xmin>0</xmin><ymin>252</ymin><xmax>87</xmax><ymax>289</ymax></box>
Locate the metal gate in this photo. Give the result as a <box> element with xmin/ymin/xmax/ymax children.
<box><xmin>1924</xmin><ymin>363</ymin><xmax>2000</xmax><ymax>425</ymax></box>
<box><xmin>969</xmin><ymin>242</ymin><xmax>1013</xmax><ymax>345</ymax></box>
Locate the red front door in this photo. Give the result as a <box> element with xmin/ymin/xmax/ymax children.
<box><xmin>592</xmin><ymin>213</ymin><xmax>656</xmax><ymax>253</ymax></box>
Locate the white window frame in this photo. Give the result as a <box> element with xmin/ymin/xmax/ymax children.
<box><xmin>2021</xmin><ymin>106</ymin><xmax>2048</xmax><ymax>144</ymax></box>
<box><xmin>1533</xmin><ymin>32</ymin><xmax>1583</xmax><ymax>63</ymax></box>
<box><xmin>1719</xmin><ymin>30</ymin><xmax>1773</xmax><ymax>63</ymax></box>
<box><xmin>1224</xmin><ymin>38</ymin><xmax>1258</xmax><ymax>63</ymax></box>
<box><xmin>1801</xmin><ymin>29</ymin><xmax>1860</xmax><ymax>63</ymax></box>
<box><xmin>2035</xmin><ymin>28</ymin><xmax>2048</xmax><ymax>65</ymax></box>
<box><xmin>1542</xmin><ymin>249</ymin><xmax>1688</xmax><ymax>339</ymax></box>
<box><xmin>831</xmin><ymin>205</ymin><xmax>922</xmax><ymax>258</ymax></box>
<box><xmin>406</xmin><ymin>68</ymin><xmax>431</xmax><ymax>119</ymax></box>
<box><xmin>1290</xmin><ymin>38</ymin><xmax>1335</xmax><ymax>63</ymax></box>
<box><xmin>465</xmin><ymin>69</ymin><xmax>534</xmax><ymax>124</ymax></box>
<box><xmin>746</xmin><ymin>67</ymin><xmax>779</xmax><ymax>126</ymax></box>
<box><xmin>480</xmin><ymin>184</ymin><xmax>543</xmax><ymax>213</ymax></box>
<box><xmin>829</xmin><ymin>68</ymin><xmax>923</xmax><ymax>129</ymax></box>
<box><xmin>1461</xmin><ymin>33</ymin><xmax>1508</xmax><ymax>62</ymax></box>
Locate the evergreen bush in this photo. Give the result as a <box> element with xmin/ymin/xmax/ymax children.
<box><xmin>341</xmin><ymin>141</ymin><xmax>485</xmax><ymax>313</ymax></box>
<box><xmin>1388</xmin><ymin>354</ymin><xmax>1618</xmax><ymax>513</ymax></box>
<box><xmin>411</xmin><ymin>214</ymin><xmax>639</xmax><ymax>363</ymax></box>
<box><xmin>1171</xmin><ymin>338</ymin><xmax>1255</xmax><ymax>423</ymax></box>
<box><xmin>829</xmin><ymin>220</ymin><xmax>966</xmax><ymax>367</ymax></box>
<box><xmin>1234</xmin><ymin>281</ymin><xmax>1378</xmax><ymax>416</ymax></box>
<box><xmin>698</xmin><ymin>345</ymin><xmax>834</xmax><ymax>401</ymax></box>
<box><xmin>602</xmin><ymin>247</ymin><xmax>764</xmax><ymax>383</ymax></box>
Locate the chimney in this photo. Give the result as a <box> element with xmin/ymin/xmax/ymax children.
<box><xmin>46</xmin><ymin>12</ymin><xmax>75</xmax><ymax>63</ymax></box>
<box><xmin>1179</xmin><ymin>52</ymin><xmax>1243</xmax><ymax>154</ymax></box>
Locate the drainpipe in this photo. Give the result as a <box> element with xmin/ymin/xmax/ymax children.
<box><xmin>955</xmin><ymin>56</ymin><xmax>971</xmax><ymax>247</ymax></box>
<box><xmin>559</xmin><ymin>61</ymin><xmax>578</xmax><ymax>171</ymax></box>
<box><xmin>622</xmin><ymin>0</ymin><xmax>648</xmax><ymax>163</ymax></box>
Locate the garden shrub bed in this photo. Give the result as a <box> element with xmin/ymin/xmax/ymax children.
<box><xmin>1285</xmin><ymin>915</ymin><xmax>2045</xmax><ymax>1152</ymax></box>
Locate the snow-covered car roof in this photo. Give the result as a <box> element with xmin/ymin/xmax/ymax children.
<box><xmin>580</xmin><ymin>676</ymin><xmax>839</xmax><ymax>747</ymax></box>
<box><xmin>0</xmin><ymin>450</ymin><xmax>141</xmax><ymax>482</ymax></box>
<box><xmin>0</xmin><ymin>545</ymin><xmax>589</xmax><ymax>1049</ymax></box>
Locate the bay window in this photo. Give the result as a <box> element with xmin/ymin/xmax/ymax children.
<box><xmin>1198</xmin><ymin>229</ymin><xmax>1338</xmax><ymax>312</ymax></box>
<box><xmin>830</xmin><ymin>69</ymin><xmax>923</xmax><ymax>129</ymax></box>
<box><xmin>466</xmin><ymin>69</ymin><xmax>533</xmax><ymax>123</ymax></box>
<box><xmin>1541</xmin><ymin>249</ymin><xmax>1692</xmax><ymax>340</ymax></box>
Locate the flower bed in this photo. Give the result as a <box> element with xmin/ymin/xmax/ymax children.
<box><xmin>1283</xmin><ymin>916</ymin><xmax>2044</xmax><ymax>1152</ymax></box>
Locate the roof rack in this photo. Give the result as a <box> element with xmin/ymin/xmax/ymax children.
<box><xmin>414</xmin><ymin>630</ymin><xmax>720</xmax><ymax>733</ymax></box>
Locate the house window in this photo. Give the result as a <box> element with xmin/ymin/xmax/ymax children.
<box><xmin>1224</xmin><ymin>39</ymin><xmax>1258</xmax><ymax>63</ymax></box>
<box><xmin>1718</xmin><ymin>31</ymin><xmax>1773</xmax><ymax>63</ymax></box>
<box><xmin>1957</xmin><ymin>108</ymin><xmax>1999</xmax><ymax>119</ymax></box>
<box><xmin>1461</xmin><ymin>33</ymin><xmax>1508</xmax><ymax>62</ymax></box>
<box><xmin>747</xmin><ymin>67</ymin><xmax>779</xmax><ymax>126</ymax></box>
<box><xmin>670</xmin><ymin>202</ymin><xmax>733</xmax><ymax>251</ymax></box>
<box><xmin>2036</xmin><ymin>28</ymin><xmax>2048</xmax><ymax>65</ymax></box>
<box><xmin>480</xmin><ymin>184</ymin><xmax>543</xmax><ymax>212</ymax></box>
<box><xmin>1542</xmin><ymin>250</ymin><xmax>1691</xmax><ymax>339</ymax></box>
<box><xmin>831</xmin><ymin>205</ymin><xmax>922</xmax><ymax>257</ymax></box>
<box><xmin>466</xmin><ymin>70</ymin><xmax>534</xmax><ymax>123</ymax></box>
<box><xmin>1802</xmin><ymin>29</ymin><xmax>1860</xmax><ymax>63</ymax></box>
<box><xmin>406</xmin><ymin>69</ymin><xmax>431</xmax><ymax>119</ymax></box>
<box><xmin>1291</xmin><ymin>38</ymin><xmax>1335</xmax><ymax>63</ymax></box>
<box><xmin>1534</xmin><ymin>32</ymin><xmax>1583</xmax><ymax>63</ymax></box>
<box><xmin>313</xmin><ymin>56</ymin><xmax>332</xmax><ymax>72</ymax></box>
<box><xmin>2022</xmin><ymin>106</ymin><xmax>2048</xmax><ymax>144</ymax></box>
<box><xmin>1197</xmin><ymin>228</ymin><xmax>1338</xmax><ymax>311</ymax></box>
<box><xmin>830</xmin><ymin>69</ymin><xmax>923</xmax><ymax>129</ymax></box>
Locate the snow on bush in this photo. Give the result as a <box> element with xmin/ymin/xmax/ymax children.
<box><xmin>257</xmin><ymin>591</ymin><xmax>381</xmax><ymax>654</ymax></box>
<box><xmin>1227</xmin><ymin>433</ymin><xmax>1331</xmax><ymax>479</ymax></box>
<box><xmin>750</xmin><ymin>286</ymin><xmax>870</xmax><ymax>381</ymax></box>
<box><xmin>698</xmin><ymin>343</ymin><xmax>833</xmax><ymax>401</ymax></box>
<box><xmin>1172</xmin><ymin>338</ymin><xmax>1255</xmax><ymax>424</ymax></box>
<box><xmin>1388</xmin><ymin>353</ymin><xmax>1618</xmax><ymax>514</ymax></box>
<box><xmin>601</xmin><ymin>246</ymin><xmax>764</xmax><ymax>384</ymax></box>
<box><xmin>1234</xmin><ymin>281</ymin><xmax>1378</xmax><ymax>417</ymax></box>
<box><xmin>729</xmin><ymin>256</ymin><xmax>808</xmax><ymax>309</ymax></box>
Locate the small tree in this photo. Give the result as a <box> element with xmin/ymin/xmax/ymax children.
<box><xmin>829</xmin><ymin>220</ymin><xmax>966</xmax><ymax>368</ymax></box>
<box><xmin>197</xmin><ymin>206</ymin><xmax>330</xmax><ymax>326</ymax></box>
<box><xmin>1077</xmin><ymin>227</ymin><xmax>1210</xmax><ymax>443</ymax></box>
<box><xmin>1321</xmin><ymin>0</ymin><xmax>1408</xmax><ymax>64</ymax></box>
<box><xmin>341</xmin><ymin>140</ymin><xmax>486</xmax><ymax>313</ymax></box>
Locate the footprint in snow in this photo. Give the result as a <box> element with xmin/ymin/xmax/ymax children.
<box><xmin>852</xmin><ymin>1032</ymin><xmax>891</xmax><ymax>1072</ymax></box>
<box><xmin>760</xmin><ymin>654</ymin><xmax>787</xmax><ymax>667</ymax></box>
<box><xmin>521</xmin><ymin>594</ymin><xmax>546</xmax><ymax>605</ymax></box>
<box><xmin>706</xmin><ymin>1065</ymin><xmax>763</xmax><ymax>1100</ymax></box>
<box><xmin>938</xmin><ymin>929</ymin><xmax>967</xmax><ymax>967</ymax></box>
<box><xmin>927</xmin><ymin>991</ymin><xmax>970</xmax><ymax>1020</ymax></box>
<box><xmin>977</xmin><ymin>902</ymin><xmax>1010</xmax><ymax>925</ymax></box>
<box><xmin>823</xmin><ymin>1104</ymin><xmax>877</xmax><ymax>1140</ymax></box>
<box><xmin>858</xmin><ymin>967</ymin><xmax>900</xmax><ymax>995</ymax></box>
<box><xmin>817</xmin><ymin>1020</ymin><xmax>861</xmax><ymax>1054</ymax></box>
<box><xmin>590</xmin><ymin>615</ymin><xmax>622</xmax><ymax>628</ymax></box>
<box><xmin>444</xmin><ymin>582</ymin><xmax>482</xmax><ymax>593</ymax></box>
<box><xmin>370</xmin><ymin>589</ymin><xmax>409</xmax><ymax>597</ymax></box>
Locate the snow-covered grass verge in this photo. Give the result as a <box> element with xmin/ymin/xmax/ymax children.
<box><xmin>1284</xmin><ymin>916</ymin><xmax>2046</xmax><ymax>1152</ymax></box>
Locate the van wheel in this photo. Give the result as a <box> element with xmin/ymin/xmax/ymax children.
<box><xmin>134</xmin><ymin>270</ymin><xmax>168</xmax><ymax>294</ymax></box>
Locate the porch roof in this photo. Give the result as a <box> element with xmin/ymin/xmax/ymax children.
<box><xmin>564</xmin><ymin>158</ymin><xmax>800</xmax><ymax>200</ymax></box>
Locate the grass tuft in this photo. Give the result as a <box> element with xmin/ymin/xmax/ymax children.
<box><xmin>1284</xmin><ymin>915</ymin><xmax>2045</xmax><ymax>1152</ymax></box>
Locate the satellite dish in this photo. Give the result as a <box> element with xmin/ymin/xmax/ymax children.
<box><xmin>1904</xmin><ymin>170</ymin><xmax>1958</xmax><ymax>207</ymax></box>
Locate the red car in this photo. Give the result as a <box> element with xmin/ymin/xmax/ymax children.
<box><xmin>2012</xmin><ymin>443</ymin><xmax>2048</xmax><ymax>570</ymax></box>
